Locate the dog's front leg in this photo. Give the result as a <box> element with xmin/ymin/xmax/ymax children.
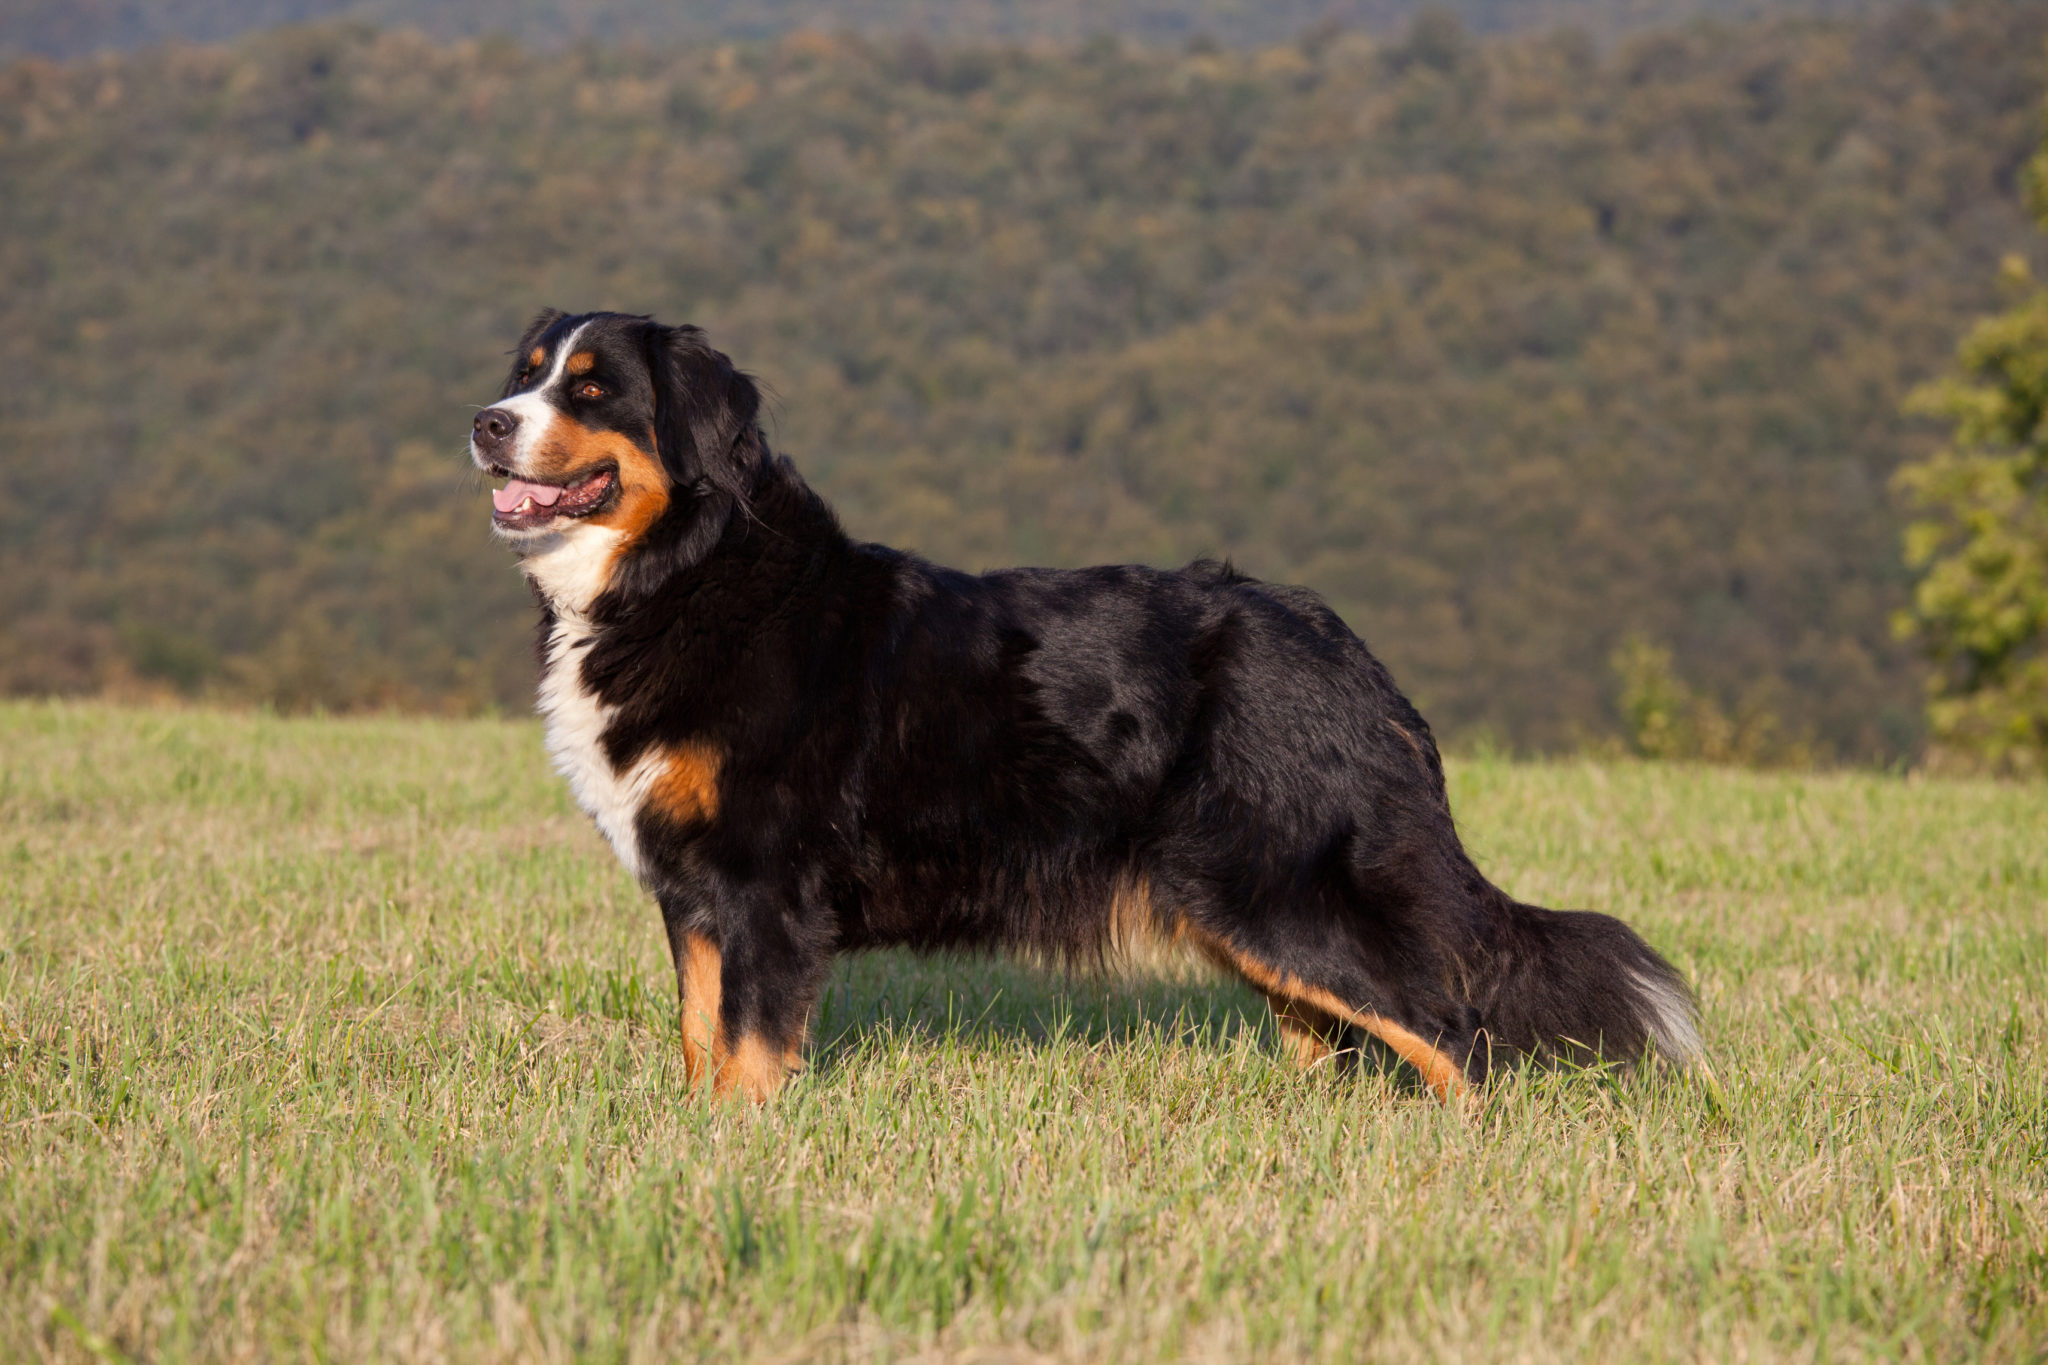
<box><xmin>659</xmin><ymin>881</ymin><xmax>822</xmax><ymax>1103</ymax></box>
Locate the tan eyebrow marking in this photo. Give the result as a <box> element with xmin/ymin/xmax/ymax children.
<box><xmin>567</xmin><ymin>352</ymin><xmax>596</xmax><ymax>376</ymax></box>
<box><xmin>527</xmin><ymin>346</ymin><xmax>546</xmax><ymax>369</ymax></box>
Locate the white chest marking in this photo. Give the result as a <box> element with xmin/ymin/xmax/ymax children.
<box><xmin>536</xmin><ymin>619</ymin><xmax>666</xmax><ymax>883</ymax></box>
<box><xmin>521</xmin><ymin>524</ymin><xmax>624</xmax><ymax>618</ymax></box>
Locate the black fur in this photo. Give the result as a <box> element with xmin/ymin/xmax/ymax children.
<box><xmin>479</xmin><ymin>310</ymin><xmax>1702</xmax><ymax>1094</ymax></box>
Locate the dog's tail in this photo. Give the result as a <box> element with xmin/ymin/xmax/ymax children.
<box><xmin>1467</xmin><ymin>899</ymin><xmax>1705</xmax><ymax>1076</ymax></box>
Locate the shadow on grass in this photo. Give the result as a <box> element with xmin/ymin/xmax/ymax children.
<box><xmin>808</xmin><ymin>948</ymin><xmax>1264</xmax><ymax>1063</ymax></box>
<box><xmin>805</xmin><ymin>948</ymin><xmax>1432</xmax><ymax>1092</ymax></box>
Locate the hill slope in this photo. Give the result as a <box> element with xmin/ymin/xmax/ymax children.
<box><xmin>2</xmin><ymin>0</ymin><xmax>1916</xmax><ymax>61</ymax></box>
<box><xmin>3</xmin><ymin>5</ymin><xmax>2045</xmax><ymax>754</ymax></box>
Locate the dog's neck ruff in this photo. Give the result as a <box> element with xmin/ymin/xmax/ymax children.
<box><xmin>517</xmin><ymin>524</ymin><xmax>624</xmax><ymax>622</ymax></box>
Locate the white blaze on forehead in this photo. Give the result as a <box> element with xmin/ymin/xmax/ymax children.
<box><xmin>487</xmin><ymin>321</ymin><xmax>591</xmax><ymax>470</ymax></box>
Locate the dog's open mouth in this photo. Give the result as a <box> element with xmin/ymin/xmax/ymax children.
<box><xmin>489</xmin><ymin>467</ymin><xmax>616</xmax><ymax>530</ymax></box>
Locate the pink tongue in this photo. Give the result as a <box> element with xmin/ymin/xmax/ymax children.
<box><xmin>493</xmin><ymin>479</ymin><xmax>565</xmax><ymax>513</ymax></box>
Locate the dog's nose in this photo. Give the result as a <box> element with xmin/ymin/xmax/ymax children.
<box><xmin>473</xmin><ymin>408</ymin><xmax>519</xmax><ymax>451</ymax></box>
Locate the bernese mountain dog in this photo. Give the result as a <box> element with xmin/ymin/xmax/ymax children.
<box><xmin>469</xmin><ymin>310</ymin><xmax>1704</xmax><ymax>1103</ymax></box>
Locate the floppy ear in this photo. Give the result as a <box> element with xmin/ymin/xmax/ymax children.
<box><xmin>499</xmin><ymin>308</ymin><xmax>568</xmax><ymax>396</ymax></box>
<box><xmin>647</xmin><ymin>323</ymin><xmax>764</xmax><ymax>501</ymax></box>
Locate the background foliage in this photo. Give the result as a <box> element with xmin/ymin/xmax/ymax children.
<box><xmin>4</xmin><ymin>2</ymin><xmax>2047</xmax><ymax>756</ymax></box>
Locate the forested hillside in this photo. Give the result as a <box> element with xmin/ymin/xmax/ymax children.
<box><xmin>2</xmin><ymin>0</ymin><xmax>1916</xmax><ymax>62</ymax></box>
<box><xmin>3</xmin><ymin>4</ymin><xmax>2045</xmax><ymax>755</ymax></box>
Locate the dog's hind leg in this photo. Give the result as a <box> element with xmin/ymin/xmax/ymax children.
<box><xmin>1184</xmin><ymin>925</ymin><xmax>1470</xmax><ymax>1101</ymax></box>
<box><xmin>1261</xmin><ymin>992</ymin><xmax>1361</xmax><ymax>1073</ymax></box>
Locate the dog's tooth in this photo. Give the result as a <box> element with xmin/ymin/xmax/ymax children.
<box><xmin>517</xmin><ymin>496</ymin><xmax>536</xmax><ymax>514</ymax></box>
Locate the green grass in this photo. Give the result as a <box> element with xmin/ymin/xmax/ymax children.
<box><xmin>2</xmin><ymin>700</ymin><xmax>2044</xmax><ymax>1363</ymax></box>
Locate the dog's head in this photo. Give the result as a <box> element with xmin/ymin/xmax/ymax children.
<box><xmin>470</xmin><ymin>310</ymin><xmax>764</xmax><ymax>609</ymax></box>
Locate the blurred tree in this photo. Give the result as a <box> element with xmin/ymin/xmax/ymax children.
<box><xmin>1896</xmin><ymin>242</ymin><xmax>2048</xmax><ymax>775</ymax></box>
<box><xmin>1612</xmin><ymin>634</ymin><xmax>1811</xmax><ymax>767</ymax></box>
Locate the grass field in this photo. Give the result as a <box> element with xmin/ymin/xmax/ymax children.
<box><xmin>2</xmin><ymin>700</ymin><xmax>2044</xmax><ymax>1363</ymax></box>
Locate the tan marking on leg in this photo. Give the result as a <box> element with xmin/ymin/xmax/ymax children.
<box><xmin>1106</xmin><ymin>873</ymin><xmax>1157</xmax><ymax>958</ymax></box>
<box><xmin>715</xmin><ymin>1031</ymin><xmax>796</xmax><ymax>1103</ymax></box>
<box><xmin>1266</xmin><ymin>992</ymin><xmax>1345</xmax><ymax>1070</ymax></box>
<box><xmin>566</xmin><ymin>350</ymin><xmax>596</xmax><ymax>375</ymax></box>
<box><xmin>1182</xmin><ymin>926</ymin><xmax>1469</xmax><ymax>1102</ymax></box>
<box><xmin>677</xmin><ymin>931</ymin><xmax>721</xmax><ymax>1087</ymax></box>
<box><xmin>676</xmin><ymin>934</ymin><xmax>801</xmax><ymax>1102</ymax></box>
<box><xmin>1323</xmin><ymin>1002</ymin><xmax>1469</xmax><ymax>1102</ymax></box>
<box><xmin>648</xmin><ymin>742</ymin><xmax>721</xmax><ymax>825</ymax></box>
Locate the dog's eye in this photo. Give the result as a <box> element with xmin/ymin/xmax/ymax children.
<box><xmin>575</xmin><ymin>382</ymin><xmax>605</xmax><ymax>400</ymax></box>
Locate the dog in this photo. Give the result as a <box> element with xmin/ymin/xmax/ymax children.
<box><xmin>469</xmin><ymin>309</ymin><xmax>1703</xmax><ymax>1102</ymax></box>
